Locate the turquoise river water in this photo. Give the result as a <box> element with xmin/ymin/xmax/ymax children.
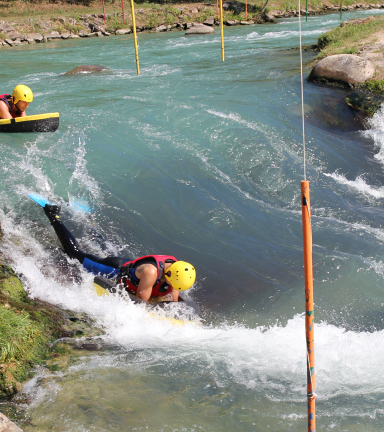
<box><xmin>1</xmin><ymin>9</ymin><xmax>384</xmax><ymax>432</ymax></box>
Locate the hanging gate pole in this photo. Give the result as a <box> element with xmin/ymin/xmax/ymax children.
<box><xmin>102</xmin><ymin>0</ymin><xmax>106</xmax><ymax>25</ymax></box>
<box><xmin>219</xmin><ymin>0</ymin><xmax>225</xmax><ymax>61</ymax></box>
<box><xmin>301</xmin><ymin>180</ymin><xmax>316</xmax><ymax>432</ymax></box>
<box><xmin>122</xmin><ymin>0</ymin><xmax>125</xmax><ymax>25</ymax></box>
<box><xmin>130</xmin><ymin>0</ymin><xmax>140</xmax><ymax>75</ymax></box>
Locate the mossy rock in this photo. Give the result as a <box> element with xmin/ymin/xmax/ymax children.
<box><xmin>345</xmin><ymin>91</ymin><xmax>384</xmax><ymax>118</ymax></box>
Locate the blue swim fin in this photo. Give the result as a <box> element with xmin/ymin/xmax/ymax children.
<box><xmin>71</xmin><ymin>200</ymin><xmax>94</xmax><ymax>214</ymax></box>
<box><xmin>29</xmin><ymin>192</ymin><xmax>93</xmax><ymax>214</ymax></box>
<box><xmin>28</xmin><ymin>193</ymin><xmax>52</xmax><ymax>208</ymax></box>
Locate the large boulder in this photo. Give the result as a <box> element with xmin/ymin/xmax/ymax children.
<box><xmin>65</xmin><ymin>65</ymin><xmax>109</xmax><ymax>75</ymax></box>
<box><xmin>309</xmin><ymin>54</ymin><xmax>375</xmax><ymax>85</ymax></box>
<box><xmin>0</xmin><ymin>413</ymin><xmax>23</xmax><ymax>432</ymax></box>
<box><xmin>185</xmin><ymin>24</ymin><xmax>214</xmax><ymax>35</ymax></box>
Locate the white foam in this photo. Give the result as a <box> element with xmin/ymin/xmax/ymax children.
<box><xmin>324</xmin><ymin>172</ymin><xmax>384</xmax><ymax>199</ymax></box>
<box><xmin>364</xmin><ymin>103</ymin><xmax>384</xmax><ymax>163</ymax></box>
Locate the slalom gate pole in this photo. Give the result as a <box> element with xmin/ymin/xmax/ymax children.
<box><xmin>122</xmin><ymin>0</ymin><xmax>125</xmax><ymax>24</ymax></box>
<box><xmin>246</xmin><ymin>0</ymin><xmax>248</xmax><ymax>20</ymax></box>
<box><xmin>102</xmin><ymin>0</ymin><xmax>106</xmax><ymax>25</ymax></box>
<box><xmin>340</xmin><ymin>0</ymin><xmax>343</xmax><ymax>20</ymax></box>
<box><xmin>217</xmin><ymin>0</ymin><xmax>219</xmax><ymax>19</ymax></box>
<box><xmin>301</xmin><ymin>180</ymin><xmax>316</xmax><ymax>432</ymax></box>
<box><xmin>130</xmin><ymin>0</ymin><xmax>140</xmax><ymax>75</ymax></box>
<box><xmin>306</xmin><ymin>0</ymin><xmax>308</xmax><ymax>21</ymax></box>
<box><xmin>220</xmin><ymin>0</ymin><xmax>225</xmax><ymax>61</ymax></box>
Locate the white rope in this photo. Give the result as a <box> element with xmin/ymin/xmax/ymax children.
<box><xmin>298</xmin><ymin>0</ymin><xmax>306</xmax><ymax>181</ymax></box>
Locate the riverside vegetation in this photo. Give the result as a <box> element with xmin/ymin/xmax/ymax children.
<box><xmin>0</xmin><ymin>220</ymin><xmax>104</xmax><ymax>418</ymax></box>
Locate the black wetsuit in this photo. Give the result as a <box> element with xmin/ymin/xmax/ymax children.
<box><xmin>44</xmin><ymin>204</ymin><xmax>130</xmax><ymax>279</ymax></box>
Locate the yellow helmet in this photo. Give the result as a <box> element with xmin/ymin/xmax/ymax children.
<box><xmin>165</xmin><ymin>261</ymin><xmax>196</xmax><ymax>291</ymax></box>
<box><xmin>12</xmin><ymin>85</ymin><xmax>33</xmax><ymax>105</ymax></box>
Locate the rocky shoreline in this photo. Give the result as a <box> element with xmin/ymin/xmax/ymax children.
<box><xmin>1</xmin><ymin>2</ymin><xmax>384</xmax><ymax>48</ymax></box>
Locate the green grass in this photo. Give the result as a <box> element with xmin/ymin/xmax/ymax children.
<box><xmin>363</xmin><ymin>78</ymin><xmax>384</xmax><ymax>94</ymax></box>
<box><xmin>316</xmin><ymin>16</ymin><xmax>384</xmax><ymax>56</ymax></box>
<box><xmin>0</xmin><ymin>265</ymin><xmax>62</xmax><ymax>396</ymax></box>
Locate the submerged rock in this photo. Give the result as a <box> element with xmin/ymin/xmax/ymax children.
<box><xmin>65</xmin><ymin>65</ymin><xmax>109</xmax><ymax>75</ymax></box>
<box><xmin>309</xmin><ymin>54</ymin><xmax>375</xmax><ymax>86</ymax></box>
<box><xmin>0</xmin><ymin>413</ymin><xmax>23</xmax><ymax>432</ymax></box>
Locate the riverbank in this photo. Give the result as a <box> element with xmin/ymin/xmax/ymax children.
<box><xmin>0</xmin><ymin>221</ymin><xmax>104</xmax><ymax>429</ymax></box>
<box><xmin>307</xmin><ymin>15</ymin><xmax>384</xmax><ymax>116</ymax></box>
<box><xmin>1</xmin><ymin>0</ymin><xmax>384</xmax><ymax>48</ymax></box>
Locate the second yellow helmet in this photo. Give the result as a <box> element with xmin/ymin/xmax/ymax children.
<box><xmin>12</xmin><ymin>85</ymin><xmax>33</xmax><ymax>105</ymax></box>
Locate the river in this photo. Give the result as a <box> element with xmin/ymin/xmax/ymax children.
<box><xmin>1</xmin><ymin>9</ymin><xmax>384</xmax><ymax>431</ymax></box>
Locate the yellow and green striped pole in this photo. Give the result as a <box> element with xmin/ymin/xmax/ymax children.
<box><xmin>130</xmin><ymin>0</ymin><xmax>140</xmax><ymax>75</ymax></box>
<box><xmin>220</xmin><ymin>0</ymin><xmax>224</xmax><ymax>61</ymax></box>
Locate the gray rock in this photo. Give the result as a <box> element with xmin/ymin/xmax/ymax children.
<box><xmin>45</xmin><ymin>31</ymin><xmax>61</xmax><ymax>40</ymax></box>
<box><xmin>0</xmin><ymin>413</ymin><xmax>23</xmax><ymax>431</ymax></box>
<box><xmin>65</xmin><ymin>65</ymin><xmax>109</xmax><ymax>75</ymax></box>
<box><xmin>78</xmin><ymin>30</ymin><xmax>89</xmax><ymax>37</ymax></box>
<box><xmin>204</xmin><ymin>17</ymin><xmax>214</xmax><ymax>26</ymax></box>
<box><xmin>89</xmin><ymin>22</ymin><xmax>106</xmax><ymax>34</ymax></box>
<box><xmin>156</xmin><ymin>25</ymin><xmax>168</xmax><ymax>32</ymax></box>
<box><xmin>25</xmin><ymin>33</ymin><xmax>44</xmax><ymax>43</ymax></box>
<box><xmin>225</xmin><ymin>20</ymin><xmax>240</xmax><ymax>26</ymax></box>
<box><xmin>68</xmin><ymin>18</ymin><xmax>77</xmax><ymax>25</ymax></box>
<box><xmin>185</xmin><ymin>24</ymin><xmax>214</xmax><ymax>34</ymax></box>
<box><xmin>39</xmin><ymin>20</ymin><xmax>52</xmax><ymax>30</ymax></box>
<box><xmin>309</xmin><ymin>54</ymin><xmax>375</xmax><ymax>85</ymax></box>
<box><xmin>116</xmin><ymin>28</ymin><xmax>131</xmax><ymax>35</ymax></box>
<box><xmin>61</xmin><ymin>32</ymin><xmax>70</xmax><ymax>39</ymax></box>
<box><xmin>190</xmin><ymin>7</ymin><xmax>199</xmax><ymax>13</ymax></box>
<box><xmin>240</xmin><ymin>21</ymin><xmax>252</xmax><ymax>25</ymax></box>
<box><xmin>5</xmin><ymin>38</ymin><xmax>21</xmax><ymax>46</ymax></box>
<box><xmin>6</xmin><ymin>32</ymin><xmax>25</xmax><ymax>41</ymax></box>
<box><xmin>0</xmin><ymin>23</ymin><xmax>15</xmax><ymax>32</ymax></box>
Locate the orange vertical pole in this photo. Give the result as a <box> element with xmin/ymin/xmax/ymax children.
<box><xmin>122</xmin><ymin>0</ymin><xmax>125</xmax><ymax>24</ymax></box>
<box><xmin>216</xmin><ymin>0</ymin><xmax>219</xmax><ymax>19</ymax></box>
<box><xmin>245</xmin><ymin>0</ymin><xmax>248</xmax><ymax>20</ymax></box>
<box><xmin>102</xmin><ymin>0</ymin><xmax>106</xmax><ymax>25</ymax></box>
<box><xmin>301</xmin><ymin>180</ymin><xmax>316</xmax><ymax>432</ymax></box>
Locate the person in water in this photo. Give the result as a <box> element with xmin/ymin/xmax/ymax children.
<box><xmin>0</xmin><ymin>85</ymin><xmax>33</xmax><ymax>119</ymax></box>
<box><xmin>43</xmin><ymin>204</ymin><xmax>196</xmax><ymax>302</ymax></box>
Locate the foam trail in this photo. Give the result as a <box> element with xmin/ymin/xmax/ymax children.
<box><xmin>324</xmin><ymin>172</ymin><xmax>384</xmax><ymax>199</ymax></box>
<box><xmin>364</xmin><ymin>103</ymin><xmax>384</xmax><ymax>163</ymax></box>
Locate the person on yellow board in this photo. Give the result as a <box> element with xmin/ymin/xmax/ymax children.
<box><xmin>0</xmin><ymin>85</ymin><xmax>33</xmax><ymax>119</ymax></box>
<box><xmin>43</xmin><ymin>203</ymin><xmax>196</xmax><ymax>302</ymax></box>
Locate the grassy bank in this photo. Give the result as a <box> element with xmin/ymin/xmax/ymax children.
<box><xmin>312</xmin><ymin>15</ymin><xmax>384</xmax><ymax>95</ymax></box>
<box><xmin>0</xmin><ymin>226</ymin><xmax>104</xmax><ymax>400</ymax></box>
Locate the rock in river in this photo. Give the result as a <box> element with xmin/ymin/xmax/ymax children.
<box><xmin>65</xmin><ymin>65</ymin><xmax>109</xmax><ymax>75</ymax></box>
<box><xmin>309</xmin><ymin>54</ymin><xmax>375</xmax><ymax>85</ymax></box>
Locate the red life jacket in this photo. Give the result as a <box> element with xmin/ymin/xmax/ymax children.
<box><xmin>0</xmin><ymin>94</ymin><xmax>22</xmax><ymax>118</ymax></box>
<box><xmin>119</xmin><ymin>255</ymin><xmax>177</xmax><ymax>297</ymax></box>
